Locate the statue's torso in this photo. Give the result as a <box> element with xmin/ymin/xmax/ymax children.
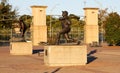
<box><xmin>61</xmin><ymin>19</ymin><xmax>71</xmax><ymax>29</ymax></box>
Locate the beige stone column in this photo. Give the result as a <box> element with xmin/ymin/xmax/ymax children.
<box><xmin>83</xmin><ymin>8</ymin><xmax>99</xmax><ymax>44</ymax></box>
<box><xmin>31</xmin><ymin>6</ymin><xmax>47</xmax><ymax>46</ymax></box>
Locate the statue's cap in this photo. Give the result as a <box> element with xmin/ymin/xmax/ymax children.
<box><xmin>62</xmin><ymin>11</ymin><xmax>68</xmax><ymax>13</ymax></box>
<box><xmin>62</xmin><ymin>11</ymin><xmax>68</xmax><ymax>15</ymax></box>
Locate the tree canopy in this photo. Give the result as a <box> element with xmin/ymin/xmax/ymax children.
<box><xmin>0</xmin><ymin>0</ymin><xmax>18</xmax><ymax>29</ymax></box>
<box><xmin>19</xmin><ymin>15</ymin><xmax>32</xmax><ymax>28</ymax></box>
<box><xmin>46</xmin><ymin>14</ymin><xmax>84</xmax><ymax>29</ymax></box>
<box><xmin>104</xmin><ymin>12</ymin><xmax>120</xmax><ymax>45</ymax></box>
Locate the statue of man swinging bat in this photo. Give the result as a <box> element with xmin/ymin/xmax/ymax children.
<box><xmin>56</xmin><ymin>11</ymin><xmax>74</xmax><ymax>45</ymax></box>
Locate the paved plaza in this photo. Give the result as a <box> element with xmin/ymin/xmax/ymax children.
<box><xmin>0</xmin><ymin>46</ymin><xmax>120</xmax><ymax>73</ymax></box>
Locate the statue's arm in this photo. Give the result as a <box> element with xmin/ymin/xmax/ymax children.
<box><xmin>59</xmin><ymin>17</ymin><xmax>65</xmax><ymax>21</ymax></box>
<box><xmin>66</xmin><ymin>19</ymin><xmax>71</xmax><ymax>25</ymax></box>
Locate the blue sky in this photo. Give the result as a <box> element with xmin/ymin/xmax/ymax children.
<box><xmin>8</xmin><ymin>0</ymin><xmax>120</xmax><ymax>16</ymax></box>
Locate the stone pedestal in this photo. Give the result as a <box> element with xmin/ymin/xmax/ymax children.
<box><xmin>84</xmin><ymin>8</ymin><xmax>99</xmax><ymax>44</ymax></box>
<box><xmin>44</xmin><ymin>45</ymin><xmax>87</xmax><ymax>66</ymax></box>
<box><xmin>10</xmin><ymin>42</ymin><xmax>32</xmax><ymax>55</ymax></box>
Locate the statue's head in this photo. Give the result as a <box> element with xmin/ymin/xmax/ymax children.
<box><xmin>19</xmin><ymin>19</ymin><xmax>23</xmax><ymax>22</ymax></box>
<box><xmin>62</xmin><ymin>11</ymin><xmax>68</xmax><ymax>17</ymax></box>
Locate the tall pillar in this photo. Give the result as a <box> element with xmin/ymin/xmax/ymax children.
<box><xmin>84</xmin><ymin>8</ymin><xmax>99</xmax><ymax>44</ymax></box>
<box><xmin>31</xmin><ymin>6</ymin><xmax>47</xmax><ymax>46</ymax></box>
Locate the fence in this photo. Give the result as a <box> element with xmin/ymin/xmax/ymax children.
<box><xmin>0</xmin><ymin>29</ymin><xmax>31</xmax><ymax>46</ymax></box>
<box><xmin>47</xmin><ymin>27</ymin><xmax>84</xmax><ymax>44</ymax></box>
<box><xmin>0</xmin><ymin>33</ymin><xmax>11</xmax><ymax>46</ymax></box>
<box><xmin>0</xmin><ymin>27</ymin><xmax>84</xmax><ymax>46</ymax></box>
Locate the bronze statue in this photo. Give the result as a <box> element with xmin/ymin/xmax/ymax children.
<box><xmin>19</xmin><ymin>19</ymin><xmax>27</xmax><ymax>41</ymax></box>
<box><xmin>56</xmin><ymin>11</ymin><xmax>72</xmax><ymax>45</ymax></box>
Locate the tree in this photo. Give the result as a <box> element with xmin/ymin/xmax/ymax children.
<box><xmin>69</xmin><ymin>14</ymin><xmax>80</xmax><ymax>21</ymax></box>
<box><xmin>19</xmin><ymin>15</ymin><xmax>32</xmax><ymax>28</ymax></box>
<box><xmin>0</xmin><ymin>0</ymin><xmax>18</xmax><ymax>29</ymax></box>
<box><xmin>104</xmin><ymin>12</ymin><xmax>120</xmax><ymax>45</ymax></box>
<box><xmin>1</xmin><ymin>0</ymin><xmax>8</xmax><ymax>3</ymax></box>
<box><xmin>98</xmin><ymin>8</ymin><xmax>108</xmax><ymax>26</ymax></box>
<box><xmin>98</xmin><ymin>8</ymin><xmax>108</xmax><ymax>43</ymax></box>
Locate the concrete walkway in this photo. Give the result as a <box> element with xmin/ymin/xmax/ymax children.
<box><xmin>0</xmin><ymin>46</ymin><xmax>120</xmax><ymax>73</ymax></box>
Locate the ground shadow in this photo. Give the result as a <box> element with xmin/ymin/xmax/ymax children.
<box><xmin>87</xmin><ymin>56</ymin><xmax>97</xmax><ymax>64</ymax></box>
<box><xmin>51</xmin><ymin>67</ymin><xmax>62</xmax><ymax>73</ymax></box>
<box><xmin>87</xmin><ymin>49</ymin><xmax>97</xmax><ymax>64</ymax></box>
<box><xmin>43</xmin><ymin>67</ymin><xmax>62</xmax><ymax>73</ymax></box>
<box><xmin>87</xmin><ymin>49</ymin><xmax>97</xmax><ymax>56</ymax></box>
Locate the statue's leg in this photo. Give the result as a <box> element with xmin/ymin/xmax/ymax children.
<box><xmin>64</xmin><ymin>33</ymin><xmax>72</xmax><ymax>43</ymax></box>
<box><xmin>64</xmin><ymin>33</ymin><xmax>69</xmax><ymax>40</ymax></box>
<box><xmin>22</xmin><ymin>29</ymin><xmax>27</xmax><ymax>41</ymax></box>
<box><xmin>63</xmin><ymin>28</ymin><xmax>72</xmax><ymax>43</ymax></box>
<box><xmin>56</xmin><ymin>29</ymin><xmax>66</xmax><ymax>45</ymax></box>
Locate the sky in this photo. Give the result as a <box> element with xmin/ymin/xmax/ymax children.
<box><xmin>8</xmin><ymin>0</ymin><xmax>120</xmax><ymax>16</ymax></box>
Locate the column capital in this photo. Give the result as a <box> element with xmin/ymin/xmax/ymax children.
<box><xmin>31</xmin><ymin>5</ymin><xmax>47</xmax><ymax>8</ymax></box>
<box><xmin>83</xmin><ymin>8</ymin><xmax>99</xmax><ymax>10</ymax></box>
